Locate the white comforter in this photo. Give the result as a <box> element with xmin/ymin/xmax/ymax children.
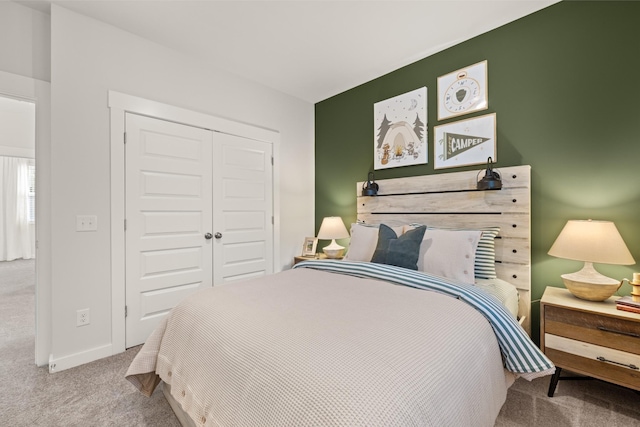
<box><xmin>127</xmin><ymin>266</ymin><xmax>518</xmax><ymax>426</ymax></box>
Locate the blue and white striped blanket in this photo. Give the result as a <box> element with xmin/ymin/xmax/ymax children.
<box><xmin>294</xmin><ymin>260</ymin><xmax>554</xmax><ymax>380</ymax></box>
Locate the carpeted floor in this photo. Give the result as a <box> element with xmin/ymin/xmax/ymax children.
<box><xmin>1</xmin><ymin>258</ymin><xmax>640</xmax><ymax>426</ymax></box>
<box><xmin>0</xmin><ymin>259</ymin><xmax>179</xmax><ymax>427</ymax></box>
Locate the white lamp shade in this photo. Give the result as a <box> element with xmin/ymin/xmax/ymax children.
<box><xmin>317</xmin><ymin>216</ymin><xmax>350</xmax><ymax>240</ymax></box>
<box><xmin>548</xmin><ymin>219</ymin><xmax>635</xmax><ymax>265</ymax></box>
<box><xmin>317</xmin><ymin>216</ymin><xmax>349</xmax><ymax>258</ymax></box>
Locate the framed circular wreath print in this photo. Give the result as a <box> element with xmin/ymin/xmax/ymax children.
<box><xmin>437</xmin><ymin>60</ymin><xmax>488</xmax><ymax>121</ymax></box>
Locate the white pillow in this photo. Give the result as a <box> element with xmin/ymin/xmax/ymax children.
<box><xmin>419</xmin><ymin>229</ymin><xmax>481</xmax><ymax>284</ymax></box>
<box><xmin>475</xmin><ymin>278</ymin><xmax>519</xmax><ymax>319</ymax></box>
<box><xmin>344</xmin><ymin>223</ymin><xmax>404</xmax><ymax>262</ymax></box>
<box><xmin>407</xmin><ymin>224</ymin><xmax>500</xmax><ymax>279</ymax></box>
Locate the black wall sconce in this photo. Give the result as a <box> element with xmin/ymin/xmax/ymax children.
<box><xmin>477</xmin><ymin>157</ymin><xmax>502</xmax><ymax>190</ymax></box>
<box><xmin>362</xmin><ymin>172</ymin><xmax>379</xmax><ymax>196</ymax></box>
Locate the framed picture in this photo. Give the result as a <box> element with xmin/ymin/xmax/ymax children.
<box><xmin>437</xmin><ymin>60</ymin><xmax>488</xmax><ymax>121</ymax></box>
<box><xmin>301</xmin><ymin>237</ymin><xmax>318</xmax><ymax>256</ymax></box>
<box><xmin>373</xmin><ymin>87</ymin><xmax>428</xmax><ymax>170</ymax></box>
<box><xmin>434</xmin><ymin>113</ymin><xmax>496</xmax><ymax>170</ymax></box>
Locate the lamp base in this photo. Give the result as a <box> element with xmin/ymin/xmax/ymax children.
<box><xmin>322</xmin><ymin>240</ymin><xmax>345</xmax><ymax>259</ymax></box>
<box><xmin>562</xmin><ymin>262</ymin><xmax>622</xmax><ymax>301</ymax></box>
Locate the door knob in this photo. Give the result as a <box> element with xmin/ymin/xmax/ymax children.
<box><xmin>214</xmin><ymin>232</ymin><xmax>222</xmax><ymax>239</ymax></box>
<box><xmin>204</xmin><ymin>233</ymin><xmax>213</xmax><ymax>240</ymax></box>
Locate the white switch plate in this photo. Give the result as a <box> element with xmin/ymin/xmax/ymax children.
<box><xmin>76</xmin><ymin>215</ymin><xmax>98</xmax><ymax>231</ymax></box>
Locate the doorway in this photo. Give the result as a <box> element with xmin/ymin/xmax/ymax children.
<box><xmin>0</xmin><ymin>95</ymin><xmax>36</xmax><ymax>365</ymax></box>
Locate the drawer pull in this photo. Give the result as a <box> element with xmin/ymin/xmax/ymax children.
<box><xmin>596</xmin><ymin>356</ymin><xmax>639</xmax><ymax>370</ymax></box>
<box><xmin>597</xmin><ymin>326</ymin><xmax>640</xmax><ymax>338</ymax></box>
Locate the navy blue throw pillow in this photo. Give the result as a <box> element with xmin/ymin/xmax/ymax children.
<box><xmin>370</xmin><ymin>224</ymin><xmax>426</xmax><ymax>270</ymax></box>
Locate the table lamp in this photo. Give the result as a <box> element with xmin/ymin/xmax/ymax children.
<box><xmin>548</xmin><ymin>219</ymin><xmax>635</xmax><ymax>301</ymax></box>
<box><xmin>317</xmin><ymin>216</ymin><xmax>349</xmax><ymax>258</ymax></box>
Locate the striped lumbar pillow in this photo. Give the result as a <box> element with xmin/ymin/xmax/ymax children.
<box><xmin>472</xmin><ymin>227</ymin><xmax>500</xmax><ymax>279</ymax></box>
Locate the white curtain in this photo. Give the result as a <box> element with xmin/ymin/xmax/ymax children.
<box><xmin>0</xmin><ymin>156</ymin><xmax>34</xmax><ymax>261</ymax></box>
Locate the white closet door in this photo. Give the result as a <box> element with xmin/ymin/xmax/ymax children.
<box><xmin>212</xmin><ymin>133</ymin><xmax>273</xmax><ymax>284</ymax></box>
<box><xmin>125</xmin><ymin>113</ymin><xmax>213</xmax><ymax>348</ymax></box>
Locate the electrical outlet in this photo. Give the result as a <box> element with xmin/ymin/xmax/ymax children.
<box><xmin>76</xmin><ymin>308</ymin><xmax>90</xmax><ymax>327</ymax></box>
<box><xmin>76</xmin><ymin>215</ymin><xmax>98</xmax><ymax>232</ymax></box>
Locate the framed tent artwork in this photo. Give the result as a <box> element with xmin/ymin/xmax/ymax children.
<box><xmin>374</xmin><ymin>87</ymin><xmax>427</xmax><ymax>170</ymax></box>
<box><xmin>434</xmin><ymin>113</ymin><xmax>496</xmax><ymax>170</ymax></box>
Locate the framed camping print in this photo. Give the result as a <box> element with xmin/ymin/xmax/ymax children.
<box><xmin>374</xmin><ymin>87</ymin><xmax>427</xmax><ymax>170</ymax></box>
<box><xmin>437</xmin><ymin>60</ymin><xmax>488</xmax><ymax>120</ymax></box>
<box><xmin>434</xmin><ymin>113</ymin><xmax>496</xmax><ymax>170</ymax></box>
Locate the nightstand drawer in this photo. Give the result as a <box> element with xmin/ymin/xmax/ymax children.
<box><xmin>545</xmin><ymin>341</ymin><xmax>640</xmax><ymax>391</ymax></box>
<box><xmin>545</xmin><ymin>305</ymin><xmax>640</xmax><ymax>355</ymax></box>
<box><xmin>546</xmin><ymin>334</ymin><xmax>640</xmax><ymax>369</ymax></box>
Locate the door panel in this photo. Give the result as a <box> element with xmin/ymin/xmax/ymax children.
<box><xmin>125</xmin><ymin>113</ymin><xmax>213</xmax><ymax>348</ymax></box>
<box><xmin>142</xmin><ymin>171</ymin><xmax>203</xmax><ymax>197</ymax></box>
<box><xmin>213</xmin><ymin>133</ymin><xmax>273</xmax><ymax>284</ymax></box>
<box><xmin>141</xmin><ymin>211</ymin><xmax>202</xmax><ymax>235</ymax></box>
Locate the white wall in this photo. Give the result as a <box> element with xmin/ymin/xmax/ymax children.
<box><xmin>0</xmin><ymin>2</ymin><xmax>50</xmax><ymax>82</ymax></box>
<box><xmin>50</xmin><ymin>5</ymin><xmax>314</xmax><ymax>369</ymax></box>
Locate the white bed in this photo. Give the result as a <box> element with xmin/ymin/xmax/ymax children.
<box><xmin>126</xmin><ymin>165</ymin><xmax>553</xmax><ymax>426</ymax></box>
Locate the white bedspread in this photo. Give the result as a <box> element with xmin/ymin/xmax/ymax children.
<box><xmin>127</xmin><ymin>267</ymin><xmax>513</xmax><ymax>426</ymax></box>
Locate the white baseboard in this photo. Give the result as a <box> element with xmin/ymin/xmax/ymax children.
<box><xmin>48</xmin><ymin>343</ymin><xmax>115</xmax><ymax>373</ymax></box>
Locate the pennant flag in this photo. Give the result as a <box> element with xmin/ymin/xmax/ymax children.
<box><xmin>444</xmin><ymin>132</ymin><xmax>491</xmax><ymax>160</ymax></box>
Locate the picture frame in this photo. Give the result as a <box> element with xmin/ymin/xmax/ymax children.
<box><xmin>437</xmin><ymin>60</ymin><xmax>488</xmax><ymax>121</ymax></box>
<box><xmin>434</xmin><ymin>113</ymin><xmax>496</xmax><ymax>170</ymax></box>
<box><xmin>373</xmin><ymin>87</ymin><xmax>428</xmax><ymax>170</ymax></box>
<box><xmin>301</xmin><ymin>237</ymin><xmax>318</xmax><ymax>256</ymax></box>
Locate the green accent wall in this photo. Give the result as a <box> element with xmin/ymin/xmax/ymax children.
<box><xmin>315</xmin><ymin>1</ymin><xmax>640</xmax><ymax>342</ymax></box>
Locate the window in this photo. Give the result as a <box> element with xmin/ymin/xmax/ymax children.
<box><xmin>28</xmin><ymin>162</ymin><xmax>35</xmax><ymax>223</ymax></box>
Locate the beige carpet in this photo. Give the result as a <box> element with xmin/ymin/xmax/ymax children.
<box><xmin>0</xmin><ymin>259</ymin><xmax>179</xmax><ymax>427</ymax></box>
<box><xmin>2</xmin><ymin>259</ymin><xmax>639</xmax><ymax>426</ymax></box>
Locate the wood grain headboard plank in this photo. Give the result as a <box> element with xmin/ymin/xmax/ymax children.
<box><xmin>362</xmin><ymin>165</ymin><xmax>529</xmax><ymax>194</ymax></box>
<box><xmin>357</xmin><ymin>188</ymin><xmax>529</xmax><ymax>214</ymax></box>
<box><xmin>355</xmin><ymin>165</ymin><xmax>532</xmax><ymax>335</ymax></box>
<box><xmin>355</xmin><ymin>213</ymin><xmax>530</xmax><ymax>238</ymax></box>
<box><xmin>494</xmin><ymin>239</ymin><xmax>530</xmax><ymax>265</ymax></box>
<box><xmin>495</xmin><ymin>264</ymin><xmax>530</xmax><ymax>291</ymax></box>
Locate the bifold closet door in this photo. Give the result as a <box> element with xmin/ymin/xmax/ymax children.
<box><xmin>124</xmin><ymin>113</ymin><xmax>213</xmax><ymax>348</ymax></box>
<box><xmin>212</xmin><ymin>133</ymin><xmax>274</xmax><ymax>284</ymax></box>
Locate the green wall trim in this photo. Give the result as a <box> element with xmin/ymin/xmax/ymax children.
<box><xmin>315</xmin><ymin>1</ymin><xmax>640</xmax><ymax>342</ymax></box>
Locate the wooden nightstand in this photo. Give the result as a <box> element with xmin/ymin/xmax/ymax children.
<box><xmin>541</xmin><ymin>286</ymin><xmax>640</xmax><ymax>397</ymax></box>
<box><xmin>293</xmin><ymin>254</ymin><xmax>329</xmax><ymax>265</ymax></box>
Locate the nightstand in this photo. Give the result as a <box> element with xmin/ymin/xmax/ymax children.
<box><xmin>541</xmin><ymin>286</ymin><xmax>640</xmax><ymax>397</ymax></box>
<box><xmin>293</xmin><ymin>254</ymin><xmax>329</xmax><ymax>265</ymax></box>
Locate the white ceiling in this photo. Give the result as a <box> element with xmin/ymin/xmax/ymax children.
<box><xmin>18</xmin><ymin>0</ymin><xmax>559</xmax><ymax>103</ymax></box>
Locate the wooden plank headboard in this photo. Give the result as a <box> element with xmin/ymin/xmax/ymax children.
<box><xmin>356</xmin><ymin>165</ymin><xmax>532</xmax><ymax>335</ymax></box>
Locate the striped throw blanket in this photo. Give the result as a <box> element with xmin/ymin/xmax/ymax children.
<box><xmin>294</xmin><ymin>260</ymin><xmax>554</xmax><ymax>380</ymax></box>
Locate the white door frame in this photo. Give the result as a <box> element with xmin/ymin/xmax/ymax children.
<box><xmin>108</xmin><ymin>91</ymin><xmax>281</xmax><ymax>353</ymax></box>
<box><xmin>0</xmin><ymin>70</ymin><xmax>51</xmax><ymax>367</ymax></box>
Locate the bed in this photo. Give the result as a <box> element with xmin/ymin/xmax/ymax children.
<box><xmin>126</xmin><ymin>165</ymin><xmax>554</xmax><ymax>426</ymax></box>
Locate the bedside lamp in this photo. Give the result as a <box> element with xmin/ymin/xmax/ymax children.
<box><xmin>317</xmin><ymin>216</ymin><xmax>349</xmax><ymax>259</ymax></box>
<box><xmin>548</xmin><ymin>219</ymin><xmax>635</xmax><ymax>301</ymax></box>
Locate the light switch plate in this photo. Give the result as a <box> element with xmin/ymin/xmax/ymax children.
<box><xmin>76</xmin><ymin>215</ymin><xmax>98</xmax><ymax>231</ymax></box>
